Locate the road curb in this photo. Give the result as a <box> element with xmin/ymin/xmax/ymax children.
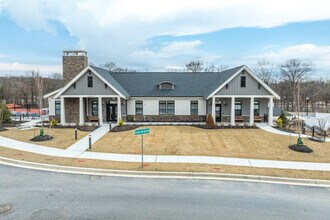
<box><xmin>0</xmin><ymin>156</ymin><xmax>329</xmax><ymax>187</ymax></box>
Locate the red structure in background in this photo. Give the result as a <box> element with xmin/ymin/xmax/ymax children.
<box><xmin>5</xmin><ymin>103</ymin><xmax>44</xmax><ymax>115</ymax></box>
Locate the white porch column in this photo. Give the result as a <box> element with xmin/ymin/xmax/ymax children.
<box><xmin>211</xmin><ymin>97</ymin><xmax>216</xmax><ymax>123</ymax></box>
<box><xmin>268</xmin><ymin>97</ymin><xmax>274</xmax><ymax>125</ymax></box>
<box><xmin>98</xmin><ymin>97</ymin><xmax>103</xmax><ymax>125</ymax></box>
<box><xmin>60</xmin><ymin>97</ymin><xmax>65</xmax><ymax>125</ymax></box>
<box><xmin>230</xmin><ymin>97</ymin><xmax>235</xmax><ymax>125</ymax></box>
<box><xmin>117</xmin><ymin>96</ymin><xmax>122</xmax><ymax>123</ymax></box>
<box><xmin>249</xmin><ymin>97</ymin><xmax>254</xmax><ymax>126</ymax></box>
<box><xmin>79</xmin><ymin>97</ymin><xmax>84</xmax><ymax>125</ymax></box>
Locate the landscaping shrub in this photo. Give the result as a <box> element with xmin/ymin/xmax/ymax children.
<box><xmin>0</xmin><ymin>104</ymin><xmax>11</xmax><ymax>123</ymax></box>
<box><xmin>279</xmin><ymin>112</ymin><xmax>289</xmax><ymax>127</ymax></box>
<box><xmin>276</xmin><ymin>118</ymin><xmax>283</xmax><ymax>128</ymax></box>
<box><xmin>50</xmin><ymin>118</ymin><xmax>58</xmax><ymax>126</ymax></box>
<box><xmin>206</xmin><ymin>114</ymin><xmax>215</xmax><ymax>127</ymax></box>
<box><xmin>117</xmin><ymin>119</ymin><xmax>124</xmax><ymax>127</ymax></box>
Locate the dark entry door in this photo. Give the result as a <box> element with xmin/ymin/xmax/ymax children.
<box><xmin>106</xmin><ymin>104</ymin><xmax>117</xmax><ymax>121</ymax></box>
<box><xmin>215</xmin><ymin>104</ymin><xmax>221</xmax><ymax>122</ymax></box>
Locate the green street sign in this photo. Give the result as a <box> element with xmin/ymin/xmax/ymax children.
<box><xmin>134</xmin><ymin>128</ymin><xmax>150</xmax><ymax>135</ymax></box>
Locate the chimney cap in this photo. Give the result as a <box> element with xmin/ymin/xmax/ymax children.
<box><xmin>63</xmin><ymin>50</ymin><xmax>87</xmax><ymax>56</ymax></box>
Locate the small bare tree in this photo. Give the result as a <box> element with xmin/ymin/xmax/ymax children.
<box><xmin>186</xmin><ymin>59</ymin><xmax>204</xmax><ymax>72</ymax></box>
<box><xmin>317</xmin><ymin>117</ymin><xmax>329</xmax><ymax>131</ymax></box>
<box><xmin>279</xmin><ymin>59</ymin><xmax>313</xmax><ymax>113</ymax></box>
<box><xmin>216</xmin><ymin>65</ymin><xmax>229</xmax><ymax>72</ymax></box>
<box><xmin>35</xmin><ymin>72</ymin><xmax>44</xmax><ymax>128</ymax></box>
<box><xmin>102</xmin><ymin>61</ymin><xmax>136</xmax><ymax>72</ymax></box>
<box><xmin>253</xmin><ymin>60</ymin><xmax>274</xmax><ymax>84</ymax></box>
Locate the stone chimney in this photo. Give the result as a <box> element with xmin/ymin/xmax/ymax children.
<box><xmin>62</xmin><ymin>50</ymin><xmax>88</xmax><ymax>85</ymax></box>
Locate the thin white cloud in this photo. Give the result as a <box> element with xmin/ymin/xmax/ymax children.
<box><xmin>2</xmin><ymin>1</ymin><xmax>330</xmax><ymax>53</ymax></box>
<box><xmin>241</xmin><ymin>44</ymin><xmax>330</xmax><ymax>76</ymax></box>
<box><xmin>0</xmin><ymin>62</ymin><xmax>62</xmax><ymax>76</ymax></box>
<box><xmin>132</xmin><ymin>40</ymin><xmax>203</xmax><ymax>58</ymax></box>
<box><xmin>1</xmin><ymin>0</ymin><xmax>330</xmax><ymax>73</ymax></box>
<box><xmin>0</xmin><ymin>54</ymin><xmax>11</xmax><ymax>58</ymax></box>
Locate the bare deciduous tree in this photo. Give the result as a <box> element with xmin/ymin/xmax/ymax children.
<box><xmin>0</xmin><ymin>83</ymin><xmax>5</xmax><ymax>128</ymax></box>
<box><xmin>278</xmin><ymin>59</ymin><xmax>313</xmax><ymax>112</ymax></box>
<box><xmin>253</xmin><ymin>60</ymin><xmax>274</xmax><ymax>84</ymax></box>
<box><xmin>35</xmin><ymin>72</ymin><xmax>44</xmax><ymax>127</ymax></box>
<box><xmin>186</xmin><ymin>59</ymin><xmax>228</xmax><ymax>72</ymax></box>
<box><xmin>317</xmin><ymin>117</ymin><xmax>329</xmax><ymax>131</ymax></box>
<box><xmin>102</xmin><ymin>62</ymin><xmax>136</xmax><ymax>72</ymax></box>
<box><xmin>186</xmin><ymin>59</ymin><xmax>204</xmax><ymax>72</ymax></box>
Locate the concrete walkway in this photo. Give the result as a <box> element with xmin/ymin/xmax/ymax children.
<box><xmin>257</xmin><ymin>124</ymin><xmax>330</xmax><ymax>142</ymax></box>
<box><xmin>0</xmin><ymin>134</ymin><xmax>329</xmax><ymax>171</ymax></box>
<box><xmin>66</xmin><ymin>124</ymin><xmax>110</xmax><ymax>152</ymax></box>
<box><xmin>17</xmin><ymin>120</ymin><xmax>40</xmax><ymax>130</ymax></box>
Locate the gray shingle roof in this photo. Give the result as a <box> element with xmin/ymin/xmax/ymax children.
<box><xmin>91</xmin><ymin>65</ymin><xmax>244</xmax><ymax>98</ymax></box>
<box><xmin>90</xmin><ymin>66</ymin><xmax>130</xmax><ymax>98</ymax></box>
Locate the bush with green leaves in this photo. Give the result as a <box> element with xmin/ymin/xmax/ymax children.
<box><xmin>50</xmin><ymin>118</ymin><xmax>58</xmax><ymax>126</ymax></box>
<box><xmin>117</xmin><ymin>119</ymin><xmax>124</xmax><ymax>127</ymax></box>
<box><xmin>279</xmin><ymin>112</ymin><xmax>289</xmax><ymax>127</ymax></box>
<box><xmin>276</xmin><ymin>118</ymin><xmax>283</xmax><ymax>128</ymax></box>
<box><xmin>0</xmin><ymin>104</ymin><xmax>11</xmax><ymax>123</ymax></box>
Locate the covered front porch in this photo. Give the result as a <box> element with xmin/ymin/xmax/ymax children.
<box><xmin>60</xmin><ymin>95</ymin><xmax>125</xmax><ymax>125</ymax></box>
<box><xmin>209</xmin><ymin>95</ymin><xmax>274</xmax><ymax>126</ymax></box>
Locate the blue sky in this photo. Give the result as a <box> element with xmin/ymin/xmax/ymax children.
<box><xmin>0</xmin><ymin>0</ymin><xmax>330</xmax><ymax>78</ymax></box>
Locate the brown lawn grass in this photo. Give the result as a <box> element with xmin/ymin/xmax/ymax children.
<box><xmin>0</xmin><ymin>146</ymin><xmax>329</xmax><ymax>180</ymax></box>
<box><xmin>92</xmin><ymin>126</ymin><xmax>330</xmax><ymax>162</ymax></box>
<box><xmin>0</xmin><ymin>127</ymin><xmax>89</xmax><ymax>149</ymax></box>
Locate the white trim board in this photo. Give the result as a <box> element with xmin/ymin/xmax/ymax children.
<box><xmin>60</xmin><ymin>95</ymin><xmax>121</xmax><ymax>98</ymax></box>
<box><xmin>54</xmin><ymin>66</ymin><xmax>126</xmax><ymax>99</ymax></box>
<box><xmin>214</xmin><ymin>95</ymin><xmax>273</xmax><ymax>98</ymax></box>
<box><xmin>207</xmin><ymin>65</ymin><xmax>280</xmax><ymax>100</ymax></box>
<box><xmin>44</xmin><ymin>88</ymin><xmax>63</xmax><ymax>99</ymax></box>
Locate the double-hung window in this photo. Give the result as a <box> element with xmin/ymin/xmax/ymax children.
<box><xmin>167</xmin><ymin>101</ymin><xmax>175</xmax><ymax>115</ymax></box>
<box><xmin>235</xmin><ymin>101</ymin><xmax>242</xmax><ymax>116</ymax></box>
<box><xmin>92</xmin><ymin>101</ymin><xmax>98</xmax><ymax>116</ymax></box>
<box><xmin>55</xmin><ymin>101</ymin><xmax>61</xmax><ymax>115</ymax></box>
<box><xmin>190</xmin><ymin>101</ymin><xmax>198</xmax><ymax>115</ymax></box>
<box><xmin>254</xmin><ymin>101</ymin><xmax>260</xmax><ymax>116</ymax></box>
<box><xmin>135</xmin><ymin>100</ymin><xmax>143</xmax><ymax>115</ymax></box>
<box><xmin>159</xmin><ymin>101</ymin><xmax>167</xmax><ymax>115</ymax></box>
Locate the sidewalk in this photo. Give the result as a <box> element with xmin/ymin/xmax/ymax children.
<box><xmin>66</xmin><ymin>124</ymin><xmax>110</xmax><ymax>152</ymax></box>
<box><xmin>257</xmin><ymin>124</ymin><xmax>330</xmax><ymax>142</ymax></box>
<box><xmin>0</xmin><ymin>135</ymin><xmax>329</xmax><ymax>171</ymax></box>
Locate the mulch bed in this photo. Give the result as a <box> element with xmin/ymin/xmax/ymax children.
<box><xmin>30</xmin><ymin>135</ymin><xmax>54</xmax><ymax>142</ymax></box>
<box><xmin>111</xmin><ymin>125</ymin><xmax>141</xmax><ymax>132</ymax></box>
<box><xmin>35</xmin><ymin>125</ymin><xmax>98</xmax><ymax>132</ymax></box>
<box><xmin>194</xmin><ymin>125</ymin><xmax>259</xmax><ymax>129</ymax></box>
<box><xmin>1</xmin><ymin>121</ymin><xmax>28</xmax><ymax>128</ymax></box>
<box><xmin>111</xmin><ymin>124</ymin><xmax>259</xmax><ymax>132</ymax></box>
<box><xmin>289</xmin><ymin>144</ymin><xmax>313</xmax><ymax>153</ymax></box>
<box><xmin>272</xmin><ymin>126</ymin><xmax>297</xmax><ymax>134</ymax></box>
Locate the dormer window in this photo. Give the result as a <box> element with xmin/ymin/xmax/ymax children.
<box><xmin>158</xmin><ymin>81</ymin><xmax>175</xmax><ymax>90</ymax></box>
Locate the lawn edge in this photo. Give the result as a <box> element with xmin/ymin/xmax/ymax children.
<box><xmin>0</xmin><ymin>155</ymin><xmax>329</xmax><ymax>188</ymax></box>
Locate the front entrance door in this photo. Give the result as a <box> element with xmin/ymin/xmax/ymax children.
<box><xmin>106</xmin><ymin>104</ymin><xmax>117</xmax><ymax>122</ymax></box>
<box><xmin>215</xmin><ymin>104</ymin><xmax>221</xmax><ymax>122</ymax></box>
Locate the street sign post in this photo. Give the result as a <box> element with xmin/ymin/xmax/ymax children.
<box><xmin>134</xmin><ymin>128</ymin><xmax>150</xmax><ymax>168</ymax></box>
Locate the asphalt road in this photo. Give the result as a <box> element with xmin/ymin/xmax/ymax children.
<box><xmin>0</xmin><ymin>165</ymin><xmax>330</xmax><ymax>220</ymax></box>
